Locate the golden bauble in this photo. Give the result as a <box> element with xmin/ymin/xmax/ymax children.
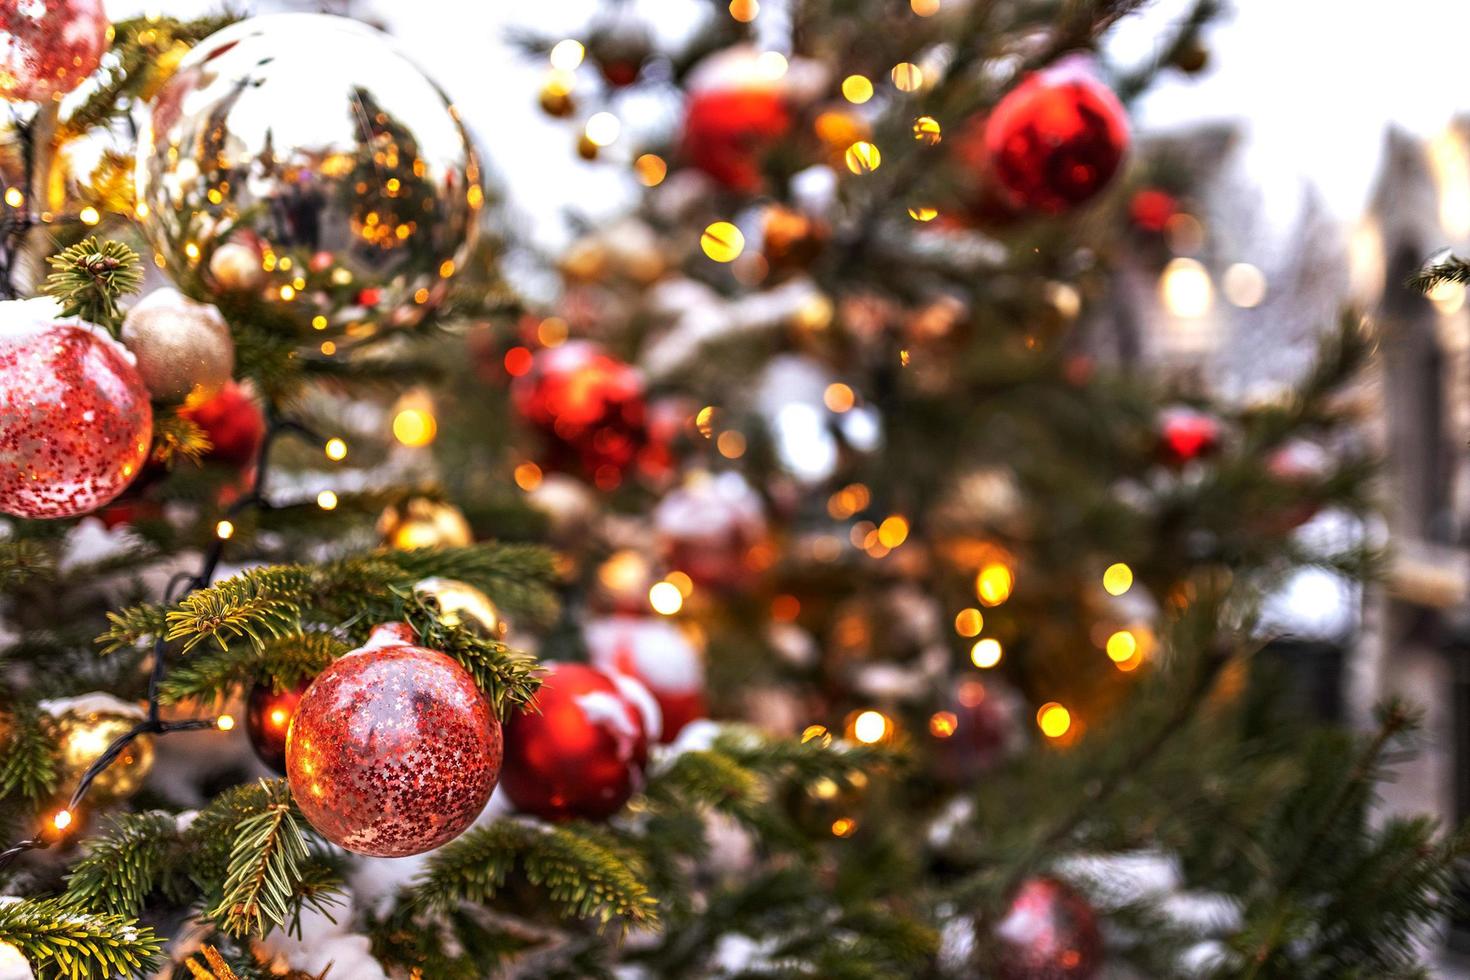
<box><xmin>540</xmin><ymin>85</ymin><xmax>576</xmax><ymax>118</ymax></box>
<box><xmin>415</xmin><ymin>577</ymin><xmax>507</xmax><ymax>640</ymax></box>
<box><xmin>121</xmin><ymin>288</ymin><xmax>236</xmax><ymax>403</ymax></box>
<box><xmin>48</xmin><ymin>696</ymin><xmax>154</xmax><ymax>803</ymax></box>
<box><xmin>378</xmin><ymin>497</ymin><xmax>473</xmax><ymax>550</ymax></box>
<box><xmin>207</xmin><ymin>242</ymin><xmax>267</xmax><ymax>293</ymax></box>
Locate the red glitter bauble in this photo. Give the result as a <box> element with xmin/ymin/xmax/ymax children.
<box><xmin>586</xmin><ymin>616</ymin><xmax>706</xmax><ymax>743</ymax></box>
<box><xmin>0</xmin><ymin>301</ymin><xmax>152</xmax><ymax>520</ymax></box>
<box><xmin>246</xmin><ymin>679</ymin><xmax>310</xmax><ymax>775</ymax></box>
<box><xmin>982</xmin><ymin>61</ymin><xmax>1129</xmax><ymax>214</ymax></box>
<box><xmin>1158</xmin><ymin>406</ymin><xmax>1221</xmax><ymax>466</ymax></box>
<box><xmin>511</xmin><ymin>341</ymin><xmax>648</xmax><ymax>487</ymax></box>
<box><xmin>0</xmin><ymin>0</ymin><xmax>109</xmax><ymax>103</ymax></box>
<box><xmin>931</xmin><ymin>677</ymin><xmax>1021</xmax><ymax>785</ymax></box>
<box><xmin>681</xmin><ymin>88</ymin><xmax>791</xmax><ymax>192</ymax></box>
<box><xmin>285</xmin><ymin>623</ymin><xmax>502</xmax><ymax>857</ymax></box>
<box><xmin>501</xmin><ymin>662</ymin><xmax>654</xmax><ymax>821</ymax></box>
<box><xmin>180</xmin><ymin>381</ymin><xmax>266</xmax><ymax>467</ymax></box>
<box><xmin>991</xmin><ymin>877</ymin><xmax>1103</xmax><ymax>980</ymax></box>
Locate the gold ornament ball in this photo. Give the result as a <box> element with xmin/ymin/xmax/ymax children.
<box><xmin>54</xmin><ymin>706</ymin><xmax>155</xmax><ymax>802</ymax></box>
<box><xmin>121</xmin><ymin>288</ymin><xmax>236</xmax><ymax>403</ymax></box>
<box><xmin>415</xmin><ymin>577</ymin><xmax>507</xmax><ymax>639</ymax></box>
<box><xmin>135</xmin><ymin>14</ymin><xmax>480</xmax><ymax>337</ymax></box>
<box><xmin>378</xmin><ymin>497</ymin><xmax>474</xmax><ymax>550</ymax></box>
<box><xmin>208</xmin><ymin>242</ymin><xmax>267</xmax><ymax>293</ymax></box>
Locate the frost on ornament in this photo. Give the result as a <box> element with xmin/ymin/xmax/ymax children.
<box><xmin>0</xmin><ymin>0</ymin><xmax>109</xmax><ymax>103</ymax></box>
<box><xmin>0</xmin><ymin>299</ymin><xmax>153</xmax><ymax>520</ymax></box>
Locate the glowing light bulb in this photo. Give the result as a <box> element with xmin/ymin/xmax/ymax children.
<box><xmin>649</xmin><ymin>581</ymin><xmax>683</xmax><ymax>615</ymax></box>
<box><xmin>971</xmin><ymin>638</ymin><xmax>1002</xmax><ymax>669</ymax></box>
<box><xmin>1160</xmin><ymin>257</ymin><xmax>1213</xmax><ymax>317</ymax></box>
<box><xmin>53</xmin><ymin>809</ymin><xmax>73</xmax><ymax>831</ymax></box>
<box><xmin>584</xmin><ymin>112</ymin><xmax>621</xmax><ymax>147</ymax></box>
<box><xmin>392</xmin><ymin>407</ymin><xmax>437</xmax><ymax>448</ymax></box>
<box><xmin>1102</xmin><ymin>563</ymin><xmax>1133</xmax><ymax>597</ymax></box>
<box><xmin>549</xmin><ymin>39</ymin><xmax>585</xmax><ymax>72</ymax></box>
<box><xmin>955</xmin><ymin>608</ymin><xmax>984</xmax><ymax>637</ymax></box>
<box><xmin>1037</xmin><ymin>702</ymin><xmax>1071</xmax><ymax>738</ymax></box>
<box><xmin>635</xmin><ymin>153</ymin><xmax>667</xmax><ymax>187</ymax></box>
<box><xmin>845</xmin><ymin>141</ymin><xmax>882</xmax><ymax>174</ymax></box>
<box><xmin>841</xmin><ymin>75</ymin><xmax>874</xmax><ymax>104</ymax></box>
<box><xmin>823</xmin><ymin>382</ymin><xmax>855</xmax><ymax>412</ymax></box>
<box><xmin>852</xmin><ymin>709</ymin><xmax>889</xmax><ymax>744</ymax></box>
<box><xmin>324</xmin><ymin>438</ymin><xmax>348</xmax><ymax>462</ymax></box>
<box><xmin>215</xmin><ymin>520</ymin><xmax>235</xmax><ymax>540</ymax></box>
<box><xmin>1105</xmin><ymin>630</ymin><xmax>1137</xmax><ymax>662</ymax></box>
<box><xmin>701</xmin><ymin>221</ymin><xmax>745</xmax><ymax>262</ymax></box>
<box><xmin>79</xmin><ymin>206</ymin><xmax>100</xmax><ymax>226</ymax></box>
<box><xmin>929</xmin><ymin>711</ymin><xmax>958</xmax><ymax>737</ymax></box>
<box><xmin>216</xmin><ymin>714</ymin><xmax>235</xmax><ymax>731</ymax></box>
<box><xmin>316</xmin><ymin>490</ymin><xmax>338</xmax><ymax>510</ymax></box>
<box><xmin>976</xmin><ymin>563</ymin><xmax>1014</xmax><ymax>606</ymax></box>
<box><xmin>1222</xmin><ymin>262</ymin><xmax>1267</xmax><ymax>308</ymax></box>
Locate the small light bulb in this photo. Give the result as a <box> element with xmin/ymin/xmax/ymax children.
<box><xmin>1102</xmin><ymin>563</ymin><xmax>1133</xmax><ymax>597</ymax></box>
<box><xmin>852</xmin><ymin>709</ymin><xmax>889</xmax><ymax>744</ymax></box>
<box><xmin>584</xmin><ymin>112</ymin><xmax>621</xmax><ymax>147</ymax></box>
<box><xmin>216</xmin><ymin>714</ymin><xmax>235</xmax><ymax>731</ymax></box>
<box><xmin>79</xmin><ymin>206</ymin><xmax>101</xmax><ymax>226</ymax></box>
<box><xmin>649</xmin><ymin>581</ymin><xmax>683</xmax><ymax>615</ymax></box>
<box><xmin>52</xmin><ymin>809</ymin><xmax>72</xmax><ymax>831</ymax></box>
<box><xmin>325</xmin><ymin>438</ymin><xmax>348</xmax><ymax>461</ymax></box>
<box><xmin>215</xmin><ymin>520</ymin><xmax>235</xmax><ymax>540</ymax></box>
<box><xmin>316</xmin><ymin>490</ymin><xmax>338</xmax><ymax>510</ymax></box>
<box><xmin>549</xmin><ymin>39</ymin><xmax>585</xmax><ymax>72</ymax></box>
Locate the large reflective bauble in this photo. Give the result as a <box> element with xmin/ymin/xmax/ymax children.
<box><xmin>135</xmin><ymin>14</ymin><xmax>481</xmax><ymax>338</ymax></box>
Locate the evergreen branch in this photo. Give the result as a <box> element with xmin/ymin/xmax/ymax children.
<box><xmin>414</xmin><ymin>820</ymin><xmax>660</xmax><ymax>930</ymax></box>
<box><xmin>165</xmin><ymin>567</ymin><xmax>313</xmax><ymax>652</ymax></box>
<box><xmin>0</xmin><ymin>539</ymin><xmax>54</xmax><ymax>589</ymax></box>
<box><xmin>63</xmin><ymin>811</ymin><xmax>179</xmax><ymax>917</ymax></box>
<box><xmin>368</xmin><ymin>544</ymin><xmax>561</xmax><ymax>628</ymax></box>
<box><xmin>42</xmin><ymin>238</ymin><xmax>143</xmax><ymax>333</ymax></box>
<box><xmin>209</xmin><ymin>784</ymin><xmax>314</xmax><ymax>938</ymax></box>
<box><xmin>0</xmin><ymin>896</ymin><xmax>161</xmax><ymax>980</ymax></box>
<box><xmin>1408</xmin><ymin>250</ymin><xmax>1470</xmax><ymax>294</ymax></box>
<box><xmin>97</xmin><ymin>603</ymin><xmax>170</xmax><ymax>654</ymax></box>
<box><xmin>157</xmin><ymin>632</ymin><xmax>345</xmax><ymax>705</ymax></box>
<box><xmin>150</xmin><ymin>411</ymin><xmax>213</xmax><ymax>468</ymax></box>
<box><xmin>407</xmin><ymin>608</ymin><xmax>543</xmax><ymax>719</ymax></box>
<box><xmin>184</xmin><ymin>946</ymin><xmax>244</xmax><ymax>980</ymax></box>
<box><xmin>0</xmin><ymin>706</ymin><xmax>60</xmax><ymax>803</ymax></box>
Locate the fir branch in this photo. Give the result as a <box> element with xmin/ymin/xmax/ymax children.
<box><xmin>0</xmin><ymin>707</ymin><xmax>60</xmax><ymax>803</ymax></box>
<box><xmin>165</xmin><ymin>567</ymin><xmax>313</xmax><ymax>652</ymax></box>
<box><xmin>0</xmin><ymin>896</ymin><xmax>162</xmax><ymax>980</ymax></box>
<box><xmin>97</xmin><ymin>603</ymin><xmax>170</xmax><ymax>654</ymax></box>
<box><xmin>209</xmin><ymin>782</ymin><xmax>314</xmax><ymax>938</ymax></box>
<box><xmin>1408</xmin><ymin>249</ymin><xmax>1470</xmax><ymax>294</ymax></box>
<box><xmin>414</xmin><ymin>820</ymin><xmax>660</xmax><ymax>930</ymax></box>
<box><xmin>63</xmin><ymin>811</ymin><xmax>180</xmax><ymax>917</ymax></box>
<box><xmin>157</xmin><ymin>632</ymin><xmax>346</xmax><ymax>706</ymax></box>
<box><xmin>184</xmin><ymin>946</ymin><xmax>244</xmax><ymax>980</ymax></box>
<box><xmin>151</xmin><ymin>411</ymin><xmax>213</xmax><ymax>468</ymax></box>
<box><xmin>0</xmin><ymin>539</ymin><xmax>54</xmax><ymax>589</ymax></box>
<box><xmin>42</xmin><ymin>238</ymin><xmax>143</xmax><ymax>333</ymax></box>
<box><xmin>408</xmin><ymin>610</ymin><xmax>543</xmax><ymax>719</ymax></box>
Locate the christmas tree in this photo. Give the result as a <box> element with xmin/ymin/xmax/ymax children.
<box><xmin>0</xmin><ymin>2</ymin><xmax>1463</xmax><ymax>978</ymax></box>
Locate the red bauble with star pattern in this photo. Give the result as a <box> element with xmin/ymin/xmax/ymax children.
<box><xmin>285</xmin><ymin>623</ymin><xmax>501</xmax><ymax>857</ymax></box>
<box><xmin>0</xmin><ymin>0</ymin><xmax>109</xmax><ymax>103</ymax></box>
<box><xmin>245</xmin><ymin>679</ymin><xmax>310</xmax><ymax>775</ymax></box>
<box><xmin>0</xmin><ymin>300</ymin><xmax>152</xmax><ymax>520</ymax></box>
<box><xmin>511</xmin><ymin>341</ymin><xmax>648</xmax><ymax>488</ymax></box>
<box><xmin>982</xmin><ymin>60</ymin><xmax>1129</xmax><ymax>215</ymax></box>
<box><xmin>991</xmin><ymin>877</ymin><xmax>1103</xmax><ymax>980</ymax></box>
<box><xmin>501</xmin><ymin>662</ymin><xmax>656</xmax><ymax>821</ymax></box>
<box><xmin>1158</xmin><ymin>406</ymin><xmax>1221</xmax><ymax>466</ymax></box>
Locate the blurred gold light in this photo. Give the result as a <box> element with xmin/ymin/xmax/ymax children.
<box><xmin>52</xmin><ymin>810</ymin><xmax>72</xmax><ymax>832</ymax></box>
<box><xmin>955</xmin><ymin>608</ymin><xmax>984</xmax><ymax>637</ymax></box>
<box><xmin>823</xmin><ymin>382</ymin><xmax>855</xmax><ymax>412</ymax></box>
<box><xmin>393</xmin><ymin>407</ymin><xmax>437</xmax><ymax>448</ymax></box>
<box><xmin>1428</xmin><ymin>279</ymin><xmax>1466</xmax><ymax>315</ymax></box>
<box><xmin>1105</xmin><ymin>629</ymin><xmax>1137</xmax><ymax>663</ymax></box>
<box><xmin>4</xmin><ymin>188</ymin><xmax>22</xmax><ymax>207</ymax></box>
<box><xmin>971</xmin><ymin>638</ymin><xmax>1002</xmax><ymax>669</ymax></box>
<box><xmin>878</xmin><ymin>515</ymin><xmax>909</xmax><ymax>548</ymax></box>
<box><xmin>801</xmin><ymin>724</ymin><xmax>832</xmax><ymax>746</ymax></box>
<box><xmin>908</xmin><ymin>205</ymin><xmax>938</xmax><ymax>222</ymax></box>
<box><xmin>215</xmin><ymin>520</ymin><xmax>234</xmax><ymax>540</ymax></box>
<box><xmin>695</xmin><ymin>405</ymin><xmax>717</xmax><ymax>436</ymax></box>
<box><xmin>912</xmin><ymin>115</ymin><xmax>941</xmax><ymax>144</ymax></box>
<box><xmin>1222</xmin><ymin>262</ymin><xmax>1267</xmax><ymax>308</ymax></box>
<box><xmin>1102</xmin><ymin>562</ymin><xmax>1133</xmax><ymax>596</ymax></box>
<box><xmin>831</xmin><ymin>817</ymin><xmax>858</xmax><ymax>837</ymax></box>
<box><xmin>929</xmin><ymin>711</ymin><xmax>958</xmax><ymax>738</ymax></box>
<box><xmin>666</xmin><ymin>570</ymin><xmax>694</xmax><ymax>598</ymax></box>
<box><xmin>319</xmin><ymin>341</ymin><xmax>337</xmax><ymax>356</ymax></box>
<box><xmin>216</xmin><ymin>714</ymin><xmax>235</xmax><ymax>731</ymax></box>
<box><xmin>316</xmin><ymin>490</ymin><xmax>338</xmax><ymax>511</ymax></box>
<box><xmin>1160</xmin><ymin>257</ymin><xmax>1213</xmax><ymax>317</ymax></box>
<box><xmin>537</xmin><ymin>316</ymin><xmax>569</xmax><ymax>347</ymax></box>
<box><xmin>79</xmin><ymin>206</ymin><xmax>100</xmax><ymax>226</ymax></box>
<box><xmin>701</xmin><ymin>221</ymin><xmax>745</xmax><ymax>262</ymax></box>
<box><xmin>845</xmin><ymin>141</ymin><xmax>881</xmax><ymax>174</ymax></box>
<box><xmin>585</xmin><ymin>112</ymin><xmax>622</xmax><ymax>147</ymax></box>
<box><xmin>842</xmin><ymin>75</ymin><xmax>874</xmax><ymax>104</ymax></box>
<box><xmin>852</xmin><ymin>709</ymin><xmax>890</xmax><ymax>744</ymax></box>
<box><xmin>911</xmin><ymin>0</ymin><xmax>941</xmax><ymax>14</ymax></box>
<box><xmin>635</xmin><ymin>153</ymin><xmax>667</xmax><ymax>187</ymax></box>
<box><xmin>325</xmin><ymin>438</ymin><xmax>348</xmax><ymax>462</ymax></box>
<box><xmin>549</xmin><ymin>38</ymin><xmax>585</xmax><ymax>71</ymax></box>
<box><xmin>1037</xmin><ymin>702</ymin><xmax>1071</xmax><ymax>738</ymax></box>
<box><xmin>312</xmin><ymin>315</ymin><xmax>328</xmax><ymax>330</ymax></box>
<box><xmin>890</xmin><ymin>62</ymin><xmax>923</xmax><ymax>91</ymax></box>
<box><xmin>810</xmin><ymin>777</ymin><xmax>840</xmax><ymax>800</ymax></box>
<box><xmin>716</xmin><ymin>430</ymin><xmax>747</xmax><ymax>458</ymax></box>
<box><xmin>650</xmin><ymin>581</ymin><xmax>684</xmax><ymax>615</ymax></box>
<box><xmin>513</xmin><ymin>461</ymin><xmax>543</xmax><ymax>491</ymax></box>
<box><xmin>729</xmin><ymin>0</ymin><xmax>759</xmax><ymax>21</ymax></box>
<box><xmin>976</xmin><ymin>562</ymin><xmax>1013</xmax><ymax>606</ymax></box>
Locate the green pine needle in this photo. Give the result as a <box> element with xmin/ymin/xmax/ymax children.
<box><xmin>208</xmin><ymin>781</ymin><xmax>319</xmax><ymax>938</ymax></box>
<box><xmin>0</xmin><ymin>897</ymin><xmax>162</xmax><ymax>980</ymax></box>
<box><xmin>63</xmin><ymin>811</ymin><xmax>181</xmax><ymax>917</ymax></box>
<box><xmin>42</xmin><ymin>238</ymin><xmax>143</xmax><ymax>334</ymax></box>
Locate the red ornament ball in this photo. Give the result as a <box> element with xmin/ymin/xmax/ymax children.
<box><xmin>1158</xmin><ymin>406</ymin><xmax>1221</xmax><ymax>466</ymax></box>
<box><xmin>930</xmin><ymin>677</ymin><xmax>1022</xmax><ymax>785</ymax></box>
<box><xmin>0</xmin><ymin>301</ymin><xmax>152</xmax><ymax>519</ymax></box>
<box><xmin>501</xmin><ymin>662</ymin><xmax>655</xmax><ymax>821</ymax></box>
<box><xmin>1128</xmin><ymin>188</ymin><xmax>1177</xmax><ymax>232</ymax></box>
<box><xmin>586</xmin><ymin>615</ymin><xmax>706</xmax><ymax>743</ymax></box>
<box><xmin>285</xmin><ymin>623</ymin><xmax>502</xmax><ymax>857</ymax></box>
<box><xmin>180</xmin><ymin>380</ymin><xmax>266</xmax><ymax>467</ymax></box>
<box><xmin>0</xmin><ymin>0</ymin><xmax>109</xmax><ymax>103</ymax></box>
<box><xmin>992</xmin><ymin>877</ymin><xmax>1103</xmax><ymax>980</ymax></box>
<box><xmin>681</xmin><ymin>88</ymin><xmax>790</xmax><ymax>192</ymax></box>
<box><xmin>654</xmin><ymin>471</ymin><xmax>767</xmax><ymax>592</ymax></box>
<box><xmin>511</xmin><ymin>341</ymin><xmax>647</xmax><ymax>487</ymax></box>
<box><xmin>245</xmin><ymin>678</ymin><xmax>310</xmax><ymax>775</ymax></box>
<box><xmin>982</xmin><ymin>61</ymin><xmax>1129</xmax><ymax>214</ymax></box>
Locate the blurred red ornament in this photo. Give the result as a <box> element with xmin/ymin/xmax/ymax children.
<box><xmin>681</xmin><ymin>89</ymin><xmax>791</xmax><ymax>192</ymax></box>
<box><xmin>1158</xmin><ymin>407</ymin><xmax>1221</xmax><ymax>466</ymax></box>
<box><xmin>246</xmin><ymin>679</ymin><xmax>310</xmax><ymax>775</ymax></box>
<box><xmin>982</xmin><ymin>61</ymin><xmax>1129</xmax><ymax>214</ymax></box>
<box><xmin>930</xmin><ymin>677</ymin><xmax>1022</xmax><ymax>784</ymax></box>
<box><xmin>590</xmin><ymin>22</ymin><xmax>651</xmax><ymax>88</ymax></box>
<box><xmin>1128</xmin><ymin>188</ymin><xmax>1177</xmax><ymax>232</ymax></box>
<box><xmin>654</xmin><ymin>471</ymin><xmax>767</xmax><ymax>591</ymax></box>
<box><xmin>0</xmin><ymin>0</ymin><xmax>109</xmax><ymax>102</ymax></box>
<box><xmin>1261</xmin><ymin>439</ymin><xmax>1332</xmax><ymax>531</ymax></box>
<box><xmin>511</xmin><ymin>341</ymin><xmax>647</xmax><ymax>485</ymax></box>
<box><xmin>992</xmin><ymin>877</ymin><xmax>1103</xmax><ymax>980</ymax></box>
<box><xmin>180</xmin><ymin>381</ymin><xmax>266</xmax><ymax>467</ymax></box>
<box><xmin>285</xmin><ymin>623</ymin><xmax>501</xmax><ymax>857</ymax></box>
<box><xmin>587</xmin><ymin>615</ymin><xmax>706</xmax><ymax>742</ymax></box>
<box><xmin>501</xmin><ymin>662</ymin><xmax>655</xmax><ymax>821</ymax></box>
<box><xmin>0</xmin><ymin>302</ymin><xmax>152</xmax><ymax>519</ymax></box>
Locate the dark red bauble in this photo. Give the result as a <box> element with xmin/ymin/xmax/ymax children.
<box><xmin>501</xmin><ymin>662</ymin><xmax>654</xmax><ymax>821</ymax></box>
<box><xmin>245</xmin><ymin>679</ymin><xmax>310</xmax><ymax>775</ymax></box>
<box><xmin>180</xmin><ymin>381</ymin><xmax>266</xmax><ymax>467</ymax></box>
<box><xmin>285</xmin><ymin>623</ymin><xmax>502</xmax><ymax>857</ymax></box>
<box><xmin>586</xmin><ymin>616</ymin><xmax>706</xmax><ymax>743</ymax></box>
<box><xmin>991</xmin><ymin>877</ymin><xmax>1103</xmax><ymax>980</ymax></box>
<box><xmin>1158</xmin><ymin>407</ymin><xmax>1221</xmax><ymax>466</ymax></box>
<box><xmin>931</xmin><ymin>677</ymin><xmax>1021</xmax><ymax>785</ymax></box>
<box><xmin>0</xmin><ymin>305</ymin><xmax>153</xmax><ymax>519</ymax></box>
<box><xmin>681</xmin><ymin>88</ymin><xmax>792</xmax><ymax>193</ymax></box>
<box><xmin>0</xmin><ymin>0</ymin><xmax>109</xmax><ymax>102</ymax></box>
<box><xmin>511</xmin><ymin>341</ymin><xmax>648</xmax><ymax>487</ymax></box>
<box><xmin>1128</xmin><ymin>188</ymin><xmax>1177</xmax><ymax>232</ymax></box>
<box><xmin>653</xmin><ymin>471</ymin><xmax>767</xmax><ymax>592</ymax></box>
<box><xmin>982</xmin><ymin>62</ymin><xmax>1129</xmax><ymax>214</ymax></box>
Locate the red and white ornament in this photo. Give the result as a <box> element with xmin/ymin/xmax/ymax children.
<box><xmin>680</xmin><ymin>46</ymin><xmax>812</xmax><ymax>193</ymax></box>
<box><xmin>285</xmin><ymin>623</ymin><xmax>501</xmax><ymax>857</ymax></box>
<box><xmin>654</xmin><ymin>471</ymin><xmax>767</xmax><ymax>591</ymax></box>
<box><xmin>1158</xmin><ymin>406</ymin><xmax>1221</xmax><ymax>466</ymax></box>
<box><xmin>991</xmin><ymin>876</ymin><xmax>1103</xmax><ymax>980</ymax></box>
<box><xmin>501</xmin><ymin>662</ymin><xmax>656</xmax><ymax>821</ymax></box>
<box><xmin>511</xmin><ymin>341</ymin><xmax>647</xmax><ymax>487</ymax></box>
<box><xmin>586</xmin><ymin>615</ymin><xmax>706</xmax><ymax>742</ymax></box>
<box><xmin>981</xmin><ymin>59</ymin><xmax>1129</xmax><ymax>215</ymax></box>
<box><xmin>0</xmin><ymin>0</ymin><xmax>109</xmax><ymax>103</ymax></box>
<box><xmin>0</xmin><ymin>299</ymin><xmax>152</xmax><ymax>519</ymax></box>
<box><xmin>1261</xmin><ymin>439</ymin><xmax>1332</xmax><ymax>531</ymax></box>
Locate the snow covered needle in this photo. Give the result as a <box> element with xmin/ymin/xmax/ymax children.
<box><xmin>43</xmin><ymin>237</ymin><xmax>144</xmax><ymax>334</ymax></box>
